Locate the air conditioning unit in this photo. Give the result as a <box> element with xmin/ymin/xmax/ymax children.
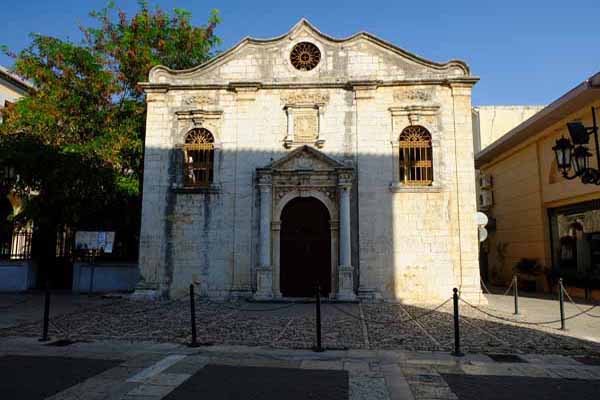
<box><xmin>478</xmin><ymin>190</ymin><xmax>493</xmax><ymax>210</ymax></box>
<box><xmin>479</xmin><ymin>173</ymin><xmax>493</xmax><ymax>189</ymax></box>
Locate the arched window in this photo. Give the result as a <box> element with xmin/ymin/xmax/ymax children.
<box><xmin>399</xmin><ymin>125</ymin><xmax>433</xmax><ymax>186</ymax></box>
<box><xmin>184</xmin><ymin>128</ymin><xmax>214</xmax><ymax>187</ymax></box>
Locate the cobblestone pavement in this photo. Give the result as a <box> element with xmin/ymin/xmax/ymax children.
<box><xmin>1</xmin><ymin>337</ymin><xmax>600</xmax><ymax>399</ymax></box>
<box><xmin>1</xmin><ymin>294</ymin><xmax>600</xmax><ymax>356</ymax></box>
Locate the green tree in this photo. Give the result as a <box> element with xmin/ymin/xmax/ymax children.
<box><xmin>0</xmin><ymin>1</ymin><xmax>220</xmax><ymax>285</ymax></box>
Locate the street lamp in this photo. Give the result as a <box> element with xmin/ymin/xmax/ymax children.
<box><xmin>553</xmin><ymin>107</ymin><xmax>600</xmax><ymax>185</ymax></box>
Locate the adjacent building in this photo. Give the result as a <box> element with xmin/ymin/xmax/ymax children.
<box><xmin>476</xmin><ymin>72</ymin><xmax>600</xmax><ymax>297</ymax></box>
<box><xmin>138</xmin><ymin>20</ymin><xmax>483</xmax><ymax>303</ymax></box>
<box><xmin>0</xmin><ymin>65</ymin><xmax>35</xmax><ymax>291</ymax></box>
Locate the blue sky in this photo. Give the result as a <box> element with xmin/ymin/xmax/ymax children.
<box><xmin>2</xmin><ymin>0</ymin><xmax>599</xmax><ymax>105</ymax></box>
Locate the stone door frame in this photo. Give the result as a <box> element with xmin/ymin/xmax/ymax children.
<box><xmin>254</xmin><ymin>145</ymin><xmax>356</xmax><ymax>300</ymax></box>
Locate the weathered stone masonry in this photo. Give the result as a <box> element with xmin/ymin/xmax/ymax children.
<box><xmin>137</xmin><ymin>19</ymin><xmax>484</xmax><ymax>303</ymax></box>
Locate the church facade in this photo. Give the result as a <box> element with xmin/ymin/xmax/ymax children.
<box><xmin>138</xmin><ymin>20</ymin><xmax>483</xmax><ymax>303</ymax></box>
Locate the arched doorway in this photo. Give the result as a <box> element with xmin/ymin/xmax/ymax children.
<box><xmin>280</xmin><ymin>197</ymin><xmax>331</xmax><ymax>297</ymax></box>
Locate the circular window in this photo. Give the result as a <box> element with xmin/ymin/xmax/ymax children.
<box><xmin>290</xmin><ymin>42</ymin><xmax>321</xmax><ymax>71</ymax></box>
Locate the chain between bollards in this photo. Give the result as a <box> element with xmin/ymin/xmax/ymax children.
<box><xmin>39</xmin><ymin>286</ymin><xmax>51</xmax><ymax>342</ymax></box>
<box><xmin>451</xmin><ymin>288</ymin><xmax>464</xmax><ymax>357</ymax></box>
<box><xmin>559</xmin><ymin>278</ymin><xmax>566</xmax><ymax>330</ymax></box>
<box><xmin>189</xmin><ymin>284</ymin><xmax>199</xmax><ymax>347</ymax></box>
<box><xmin>314</xmin><ymin>284</ymin><xmax>323</xmax><ymax>352</ymax></box>
<box><xmin>513</xmin><ymin>275</ymin><xmax>519</xmax><ymax>315</ymax></box>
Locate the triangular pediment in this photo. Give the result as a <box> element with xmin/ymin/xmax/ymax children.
<box><xmin>146</xmin><ymin>19</ymin><xmax>471</xmax><ymax>86</ymax></box>
<box><xmin>266</xmin><ymin>145</ymin><xmax>345</xmax><ymax>171</ymax></box>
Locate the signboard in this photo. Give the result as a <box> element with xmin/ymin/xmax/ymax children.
<box><xmin>476</xmin><ymin>211</ymin><xmax>489</xmax><ymax>227</ymax></box>
<box><xmin>75</xmin><ymin>231</ymin><xmax>115</xmax><ymax>253</ymax></box>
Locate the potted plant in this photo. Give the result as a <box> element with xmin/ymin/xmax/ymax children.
<box><xmin>513</xmin><ymin>258</ymin><xmax>547</xmax><ymax>292</ymax></box>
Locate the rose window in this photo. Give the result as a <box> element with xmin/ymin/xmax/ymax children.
<box><xmin>290</xmin><ymin>42</ymin><xmax>321</xmax><ymax>71</ymax></box>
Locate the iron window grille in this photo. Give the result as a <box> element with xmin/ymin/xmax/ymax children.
<box><xmin>399</xmin><ymin>125</ymin><xmax>433</xmax><ymax>186</ymax></box>
<box><xmin>183</xmin><ymin>128</ymin><xmax>215</xmax><ymax>187</ymax></box>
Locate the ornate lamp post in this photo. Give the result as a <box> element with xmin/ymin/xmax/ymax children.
<box><xmin>553</xmin><ymin>107</ymin><xmax>600</xmax><ymax>185</ymax></box>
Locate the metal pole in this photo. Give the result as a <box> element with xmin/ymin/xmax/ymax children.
<box><xmin>513</xmin><ymin>275</ymin><xmax>519</xmax><ymax>315</ymax></box>
<box><xmin>39</xmin><ymin>287</ymin><xmax>51</xmax><ymax>342</ymax></box>
<box><xmin>189</xmin><ymin>284</ymin><xmax>199</xmax><ymax>347</ymax></box>
<box><xmin>314</xmin><ymin>284</ymin><xmax>323</xmax><ymax>352</ymax></box>
<box><xmin>451</xmin><ymin>288</ymin><xmax>464</xmax><ymax>357</ymax></box>
<box><xmin>88</xmin><ymin>251</ymin><xmax>95</xmax><ymax>297</ymax></box>
<box><xmin>591</xmin><ymin>107</ymin><xmax>599</xmax><ymax>171</ymax></box>
<box><xmin>559</xmin><ymin>278</ymin><xmax>566</xmax><ymax>330</ymax></box>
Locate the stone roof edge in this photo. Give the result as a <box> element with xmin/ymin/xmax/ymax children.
<box><xmin>473</xmin><ymin>105</ymin><xmax>546</xmax><ymax>110</ymax></box>
<box><xmin>139</xmin><ymin>78</ymin><xmax>479</xmax><ymax>92</ymax></box>
<box><xmin>0</xmin><ymin>65</ymin><xmax>35</xmax><ymax>93</ymax></box>
<box><xmin>145</xmin><ymin>18</ymin><xmax>471</xmax><ymax>84</ymax></box>
<box><xmin>475</xmin><ymin>71</ymin><xmax>600</xmax><ymax>167</ymax></box>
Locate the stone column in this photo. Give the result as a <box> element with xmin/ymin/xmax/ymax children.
<box><xmin>337</xmin><ymin>181</ymin><xmax>356</xmax><ymax>300</ymax></box>
<box><xmin>272</xmin><ymin>220</ymin><xmax>282</xmax><ymax>298</ymax></box>
<box><xmin>255</xmin><ymin>176</ymin><xmax>274</xmax><ymax>299</ymax></box>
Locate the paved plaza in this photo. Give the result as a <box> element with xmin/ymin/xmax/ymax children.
<box><xmin>1</xmin><ymin>292</ymin><xmax>600</xmax><ymax>398</ymax></box>
<box><xmin>1</xmin><ymin>337</ymin><xmax>600</xmax><ymax>399</ymax></box>
<box><xmin>1</xmin><ymin>292</ymin><xmax>599</xmax><ymax>355</ymax></box>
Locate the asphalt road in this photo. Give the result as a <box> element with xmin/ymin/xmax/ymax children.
<box><xmin>0</xmin><ymin>355</ymin><xmax>121</xmax><ymax>399</ymax></box>
<box><xmin>164</xmin><ymin>364</ymin><xmax>348</xmax><ymax>400</ymax></box>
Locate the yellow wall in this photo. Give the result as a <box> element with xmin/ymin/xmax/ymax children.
<box><xmin>481</xmin><ymin>99</ymin><xmax>600</xmax><ymax>286</ymax></box>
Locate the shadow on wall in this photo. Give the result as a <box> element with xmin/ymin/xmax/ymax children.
<box><xmin>139</xmin><ymin>145</ymin><xmax>468</xmax><ymax>302</ymax></box>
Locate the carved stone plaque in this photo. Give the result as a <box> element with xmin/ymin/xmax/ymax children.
<box><xmin>182</xmin><ymin>95</ymin><xmax>215</xmax><ymax>106</ymax></box>
<box><xmin>393</xmin><ymin>89</ymin><xmax>432</xmax><ymax>103</ymax></box>
<box><xmin>294</xmin><ymin>112</ymin><xmax>318</xmax><ymax>142</ymax></box>
<box><xmin>282</xmin><ymin>91</ymin><xmax>329</xmax><ymax>105</ymax></box>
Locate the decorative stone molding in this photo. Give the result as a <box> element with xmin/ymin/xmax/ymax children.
<box><xmin>172</xmin><ymin>110</ymin><xmax>223</xmax><ymax>192</ymax></box>
<box><xmin>337</xmin><ymin>266</ymin><xmax>356</xmax><ymax>301</ymax></box>
<box><xmin>175</xmin><ymin>109</ymin><xmax>223</xmax><ymax>130</ymax></box>
<box><xmin>281</xmin><ymin>91</ymin><xmax>329</xmax><ymax>106</ymax></box>
<box><xmin>255</xmin><ymin>145</ymin><xmax>356</xmax><ymax>299</ymax></box>
<box><xmin>393</xmin><ymin>88</ymin><xmax>433</xmax><ymax>102</ymax></box>
<box><xmin>449</xmin><ymin>81</ymin><xmax>473</xmax><ymax>97</ymax></box>
<box><xmin>175</xmin><ymin>109</ymin><xmax>223</xmax><ymax>149</ymax></box>
<box><xmin>283</xmin><ymin>103</ymin><xmax>325</xmax><ymax>149</ymax></box>
<box><xmin>349</xmin><ymin>80</ymin><xmax>381</xmax><ymax>100</ymax></box>
<box><xmin>257</xmin><ymin>174</ymin><xmax>273</xmax><ymax>187</ymax></box>
<box><xmin>389</xmin><ymin>106</ymin><xmax>443</xmax><ymax>190</ymax></box>
<box><xmin>182</xmin><ymin>95</ymin><xmax>215</xmax><ymax>106</ymax></box>
<box><xmin>389</xmin><ymin>105</ymin><xmax>440</xmax><ymax>124</ymax></box>
<box><xmin>229</xmin><ymin>82</ymin><xmax>261</xmax><ymax>102</ymax></box>
<box><xmin>254</xmin><ymin>267</ymin><xmax>274</xmax><ymax>300</ymax></box>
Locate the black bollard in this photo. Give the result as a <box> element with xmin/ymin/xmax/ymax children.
<box><xmin>451</xmin><ymin>288</ymin><xmax>464</xmax><ymax>357</ymax></box>
<box><xmin>559</xmin><ymin>278</ymin><xmax>566</xmax><ymax>330</ymax></box>
<box><xmin>314</xmin><ymin>285</ymin><xmax>323</xmax><ymax>352</ymax></box>
<box><xmin>189</xmin><ymin>284</ymin><xmax>199</xmax><ymax>347</ymax></box>
<box><xmin>39</xmin><ymin>287</ymin><xmax>51</xmax><ymax>342</ymax></box>
<box><xmin>513</xmin><ymin>275</ymin><xmax>519</xmax><ymax>315</ymax></box>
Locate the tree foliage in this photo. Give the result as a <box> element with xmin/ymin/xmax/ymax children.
<box><xmin>0</xmin><ymin>1</ymin><xmax>220</xmax><ymax>238</ymax></box>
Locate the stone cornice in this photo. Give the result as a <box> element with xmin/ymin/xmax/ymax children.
<box><xmin>139</xmin><ymin>78</ymin><xmax>479</xmax><ymax>94</ymax></box>
<box><xmin>175</xmin><ymin>109</ymin><xmax>223</xmax><ymax>119</ymax></box>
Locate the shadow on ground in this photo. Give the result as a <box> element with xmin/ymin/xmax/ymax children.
<box><xmin>1</xmin><ymin>296</ymin><xmax>599</xmax><ymax>357</ymax></box>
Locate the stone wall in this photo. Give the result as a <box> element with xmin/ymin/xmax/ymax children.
<box><xmin>139</xmin><ymin>20</ymin><xmax>482</xmax><ymax>303</ymax></box>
